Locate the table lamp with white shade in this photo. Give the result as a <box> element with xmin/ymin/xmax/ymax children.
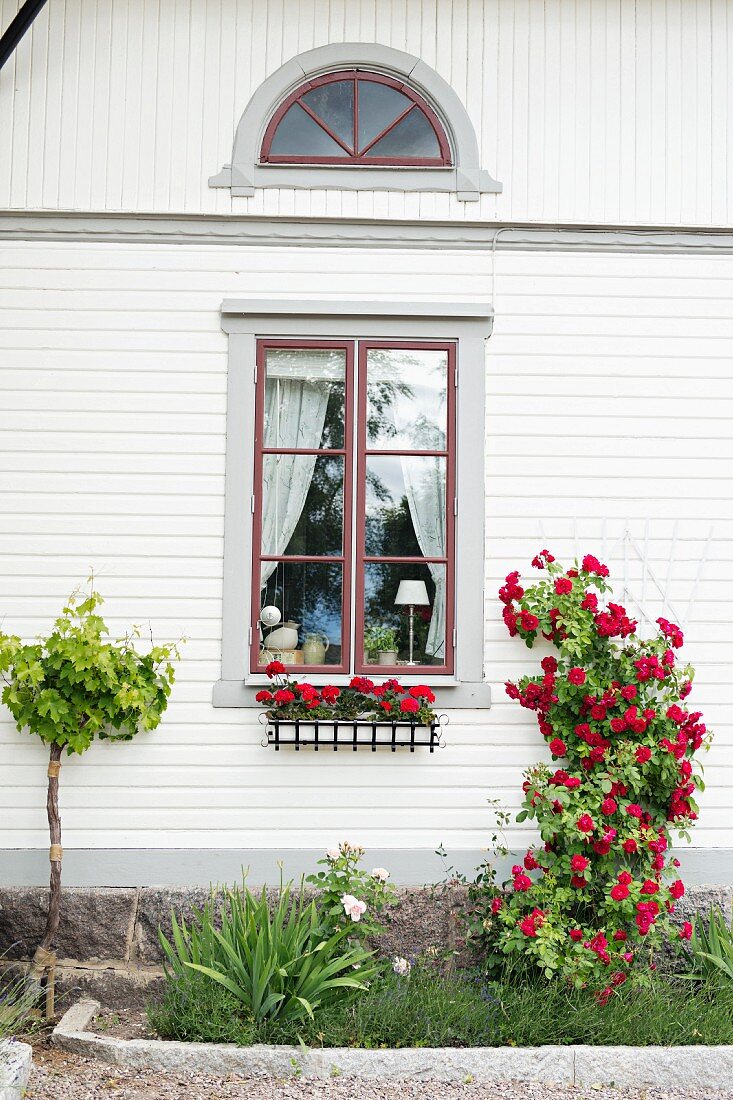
<box><xmin>394</xmin><ymin>579</ymin><xmax>430</xmax><ymax>666</ymax></box>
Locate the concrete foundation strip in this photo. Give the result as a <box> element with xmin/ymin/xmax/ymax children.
<box><xmin>53</xmin><ymin>999</ymin><xmax>733</xmax><ymax>1088</ymax></box>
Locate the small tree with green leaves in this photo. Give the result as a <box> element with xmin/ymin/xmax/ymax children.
<box><xmin>0</xmin><ymin>587</ymin><xmax>178</xmax><ymax>1010</ymax></box>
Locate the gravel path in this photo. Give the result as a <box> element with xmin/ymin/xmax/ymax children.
<box><xmin>24</xmin><ymin>1048</ymin><xmax>733</xmax><ymax>1100</ymax></box>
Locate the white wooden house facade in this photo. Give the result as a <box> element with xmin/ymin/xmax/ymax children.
<box><xmin>1</xmin><ymin>0</ymin><xmax>732</xmax><ymax>886</ymax></box>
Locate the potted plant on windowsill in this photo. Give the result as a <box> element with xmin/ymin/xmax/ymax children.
<box><xmin>363</xmin><ymin>624</ymin><xmax>399</xmax><ymax>666</ymax></box>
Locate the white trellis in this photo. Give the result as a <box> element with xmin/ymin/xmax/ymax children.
<box><xmin>535</xmin><ymin>521</ymin><xmax>714</xmax><ymax>632</ymax></box>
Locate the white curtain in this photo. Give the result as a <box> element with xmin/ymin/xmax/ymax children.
<box><xmin>260</xmin><ymin>371</ymin><xmax>330</xmax><ymax>588</ymax></box>
<box><xmin>401</xmin><ymin>456</ymin><xmax>446</xmax><ymax>659</ymax></box>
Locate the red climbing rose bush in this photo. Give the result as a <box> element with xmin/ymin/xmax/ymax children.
<box><xmin>482</xmin><ymin>550</ymin><xmax>710</xmax><ymax>998</ymax></box>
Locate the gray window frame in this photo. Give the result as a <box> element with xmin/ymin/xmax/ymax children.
<box><xmin>214</xmin><ymin>299</ymin><xmax>492</xmax><ymax>709</ymax></box>
<box><xmin>209</xmin><ymin>43</ymin><xmax>502</xmax><ymax>202</ymax></box>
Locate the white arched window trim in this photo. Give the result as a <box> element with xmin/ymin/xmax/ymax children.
<box><xmin>209</xmin><ymin>43</ymin><xmax>501</xmax><ymax>202</ymax></box>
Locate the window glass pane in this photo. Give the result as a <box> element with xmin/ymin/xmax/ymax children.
<box><xmin>363</xmin><ymin>562</ymin><xmax>446</xmax><ymax>665</ymax></box>
<box><xmin>301</xmin><ymin>80</ymin><xmax>354</xmax><ymax>149</ymax></box>
<box><xmin>259</xmin><ymin>561</ymin><xmax>343</xmax><ymax>667</ymax></box>
<box><xmin>363</xmin><ymin>106</ymin><xmax>440</xmax><ymax>158</ymax></box>
<box><xmin>262</xmin><ymin>455</ymin><xmax>343</xmax><ymax>558</ymax></box>
<box><xmin>264</xmin><ymin>348</ymin><xmax>345</xmax><ymax>450</ymax></box>
<box><xmin>365</xmin><ymin>348</ymin><xmax>448</xmax><ymax>450</ymax></box>
<box><xmin>357</xmin><ymin>80</ymin><xmax>411</xmax><ymax>150</ymax></box>
<box><xmin>270</xmin><ymin>103</ymin><xmax>350</xmax><ymax>157</ymax></box>
<box><xmin>365</xmin><ymin>455</ymin><xmax>446</xmax><ymax>558</ymax></box>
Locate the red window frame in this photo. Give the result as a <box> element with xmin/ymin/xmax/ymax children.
<box><xmin>251</xmin><ymin>338</ymin><xmax>456</xmax><ymax>677</ymax></box>
<box><xmin>354</xmin><ymin>341</ymin><xmax>456</xmax><ymax>677</ymax></box>
<box><xmin>260</xmin><ymin>70</ymin><xmax>452</xmax><ymax>167</ymax></box>
<box><xmin>251</xmin><ymin>339</ymin><xmax>355</xmax><ymax>675</ymax></box>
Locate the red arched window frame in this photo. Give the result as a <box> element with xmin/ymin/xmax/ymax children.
<box><xmin>260</xmin><ymin>70</ymin><xmax>452</xmax><ymax>167</ymax></box>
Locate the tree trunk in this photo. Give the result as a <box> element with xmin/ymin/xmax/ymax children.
<box><xmin>29</xmin><ymin>742</ymin><xmax>62</xmax><ymax>1015</ymax></box>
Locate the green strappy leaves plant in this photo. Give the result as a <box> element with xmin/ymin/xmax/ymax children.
<box><xmin>159</xmin><ymin>879</ymin><xmax>376</xmax><ymax>1024</ymax></box>
<box><xmin>681</xmin><ymin>907</ymin><xmax>733</xmax><ymax>984</ymax></box>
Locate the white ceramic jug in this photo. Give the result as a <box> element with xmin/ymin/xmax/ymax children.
<box><xmin>264</xmin><ymin>621</ymin><xmax>299</xmax><ymax>650</ymax></box>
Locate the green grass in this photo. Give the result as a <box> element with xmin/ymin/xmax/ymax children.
<box><xmin>148</xmin><ymin>963</ymin><xmax>733</xmax><ymax>1049</ymax></box>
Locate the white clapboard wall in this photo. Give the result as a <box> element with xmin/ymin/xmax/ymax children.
<box><xmin>0</xmin><ymin>239</ymin><xmax>731</xmax><ymax>852</ymax></box>
<box><xmin>0</xmin><ymin>0</ymin><xmax>730</xmax><ymax>226</ymax></box>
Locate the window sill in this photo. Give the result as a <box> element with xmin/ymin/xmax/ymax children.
<box><xmin>212</xmin><ymin>678</ymin><xmax>491</xmax><ymax>709</ymax></box>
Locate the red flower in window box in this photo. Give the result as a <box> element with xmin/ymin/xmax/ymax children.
<box><xmin>409</xmin><ymin>685</ymin><xmax>436</xmax><ymax>703</ymax></box>
<box><xmin>273</xmin><ymin>689</ymin><xmax>295</xmax><ymax>704</ymax></box>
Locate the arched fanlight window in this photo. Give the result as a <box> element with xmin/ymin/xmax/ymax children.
<box><xmin>260</xmin><ymin>71</ymin><xmax>452</xmax><ymax>167</ymax></box>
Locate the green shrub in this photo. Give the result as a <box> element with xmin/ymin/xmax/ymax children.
<box><xmin>158</xmin><ymin>879</ymin><xmax>376</xmax><ymax>1025</ymax></box>
<box><xmin>305</xmin><ymin>842</ymin><xmax>396</xmax><ymax>941</ymax></box>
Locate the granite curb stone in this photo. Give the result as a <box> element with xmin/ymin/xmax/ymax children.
<box><xmin>53</xmin><ymin>999</ymin><xmax>733</xmax><ymax>1088</ymax></box>
<box><xmin>0</xmin><ymin>1039</ymin><xmax>33</xmax><ymax>1100</ymax></box>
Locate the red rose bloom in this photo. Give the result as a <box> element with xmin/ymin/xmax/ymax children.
<box><xmin>669</xmin><ymin>879</ymin><xmax>685</xmax><ymax>899</ymax></box>
<box><xmin>571</xmin><ymin>854</ymin><xmax>589</xmax><ymax>872</ymax></box>
<box><xmin>549</xmin><ymin>737</ymin><xmax>567</xmax><ymax>757</ymax></box>
<box><xmin>570</xmin><ymin>875</ymin><xmax>587</xmax><ymax>889</ymax></box>
<box><xmin>680</xmin><ymin>921</ymin><xmax>693</xmax><ymax>940</ymax></box>
<box><xmin>519</xmin><ymin>610</ymin><xmax>540</xmax><ymax>632</ymax></box>
<box><xmin>621</xmin><ymin>684</ymin><xmax>637</xmax><ymax>701</ymax></box>
<box><xmin>635</xmin><ymin>746</ymin><xmax>652</xmax><ymax>764</ymax></box>
<box><xmin>565</xmin><ymin>776</ymin><xmax>582</xmax><ymax>789</ymax></box>
<box><xmin>568</xmin><ymin>667</ymin><xmax>586</xmax><ymax>686</ymax></box>
<box><xmin>582</xmin><ymin>554</ymin><xmax>610</xmax><ymax>577</ymax></box>
<box><xmin>513</xmin><ymin>872</ymin><xmax>532</xmax><ymax>892</ymax></box>
<box><xmin>641</xmin><ymin>879</ymin><xmax>659</xmax><ymax>895</ymax></box>
<box><xmin>491</xmin><ymin>896</ymin><xmax>503</xmax><ymax>913</ymax></box>
<box><xmin>601</xmin><ymin>798</ymin><xmax>617</xmax><ymax>816</ymax></box>
<box><xmin>577</xmin><ymin>813</ymin><xmax>595</xmax><ymax>833</ymax></box>
<box><xmin>610</xmin><ymin>883</ymin><xmax>629</xmax><ymax>901</ymax></box>
<box><xmin>622</xmin><ymin>839</ymin><xmax>638</xmax><ymax>854</ymax></box>
<box><xmin>554</xmin><ymin>577</ymin><xmax>573</xmax><ymax>595</ymax></box>
<box><xmin>541</xmin><ymin>656</ymin><xmax>558</xmax><ymax>674</ymax></box>
<box><xmin>625</xmin><ymin>803</ymin><xmax>643</xmax><ymax>819</ymax></box>
<box><xmin>569</xmin><ymin>928</ymin><xmax>583</xmax><ymax>941</ymax></box>
<box><xmin>531</xmin><ymin>549</ymin><xmax>555</xmax><ymax>569</ymax></box>
<box><xmin>519</xmin><ymin>915</ymin><xmax>538</xmax><ymax>937</ymax></box>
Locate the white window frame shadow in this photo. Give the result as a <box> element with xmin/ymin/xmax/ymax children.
<box><xmin>209</xmin><ymin>43</ymin><xmax>502</xmax><ymax>202</ymax></box>
<box><xmin>214</xmin><ymin>299</ymin><xmax>492</xmax><ymax>709</ymax></box>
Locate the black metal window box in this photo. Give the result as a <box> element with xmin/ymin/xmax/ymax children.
<box><xmin>263</xmin><ymin>717</ymin><xmax>445</xmax><ymax>752</ymax></box>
